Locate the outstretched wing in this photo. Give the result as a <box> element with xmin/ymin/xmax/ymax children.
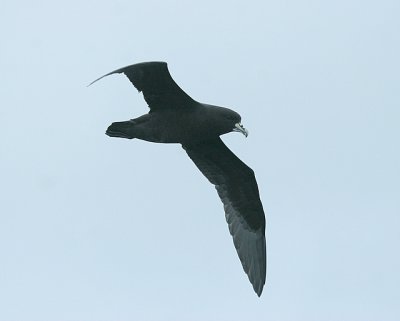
<box><xmin>183</xmin><ymin>138</ymin><xmax>266</xmax><ymax>296</ymax></box>
<box><xmin>89</xmin><ymin>61</ymin><xmax>196</xmax><ymax>111</ymax></box>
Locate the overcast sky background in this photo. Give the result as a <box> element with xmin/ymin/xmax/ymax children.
<box><xmin>1</xmin><ymin>0</ymin><xmax>399</xmax><ymax>320</ymax></box>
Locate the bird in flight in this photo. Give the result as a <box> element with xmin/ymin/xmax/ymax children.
<box><xmin>89</xmin><ymin>62</ymin><xmax>266</xmax><ymax>296</ymax></box>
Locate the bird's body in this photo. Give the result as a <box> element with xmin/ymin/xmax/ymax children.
<box><xmin>108</xmin><ymin>104</ymin><xmax>241</xmax><ymax>144</ymax></box>
<box><xmin>90</xmin><ymin>61</ymin><xmax>266</xmax><ymax>296</ymax></box>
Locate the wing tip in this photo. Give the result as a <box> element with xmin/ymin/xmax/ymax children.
<box><xmin>253</xmin><ymin>279</ymin><xmax>265</xmax><ymax>297</ymax></box>
<box><xmin>87</xmin><ymin>61</ymin><xmax>169</xmax><ymax>87</ymax></box>
<box><xmin>239</xmin><ymin>232</ymin><xmax>267</xmax><ymax>297</ymax></box>
<box><xmin>87</xmin><ymin>76</ymin><xmax>103</xmax><ymax>87</ymax></box>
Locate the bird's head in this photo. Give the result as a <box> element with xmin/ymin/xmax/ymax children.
<box><xmin>213</xmin><ymin>106</ymin><xmax>248</xmax><ymax>137</ymax></box>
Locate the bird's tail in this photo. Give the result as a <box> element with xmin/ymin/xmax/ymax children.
<box><xmin>106</xmin><ymin>120</ymin><xmax>136</xmax><ymax>139</ymax></box>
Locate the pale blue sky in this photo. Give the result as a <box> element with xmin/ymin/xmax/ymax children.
<box><xmin>1</xmin><ymin>0</ymin><xmax>399</xmax><ymax>320</ymax></box>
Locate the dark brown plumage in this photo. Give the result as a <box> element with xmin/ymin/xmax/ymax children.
<box><xmin>90</xmin><ymin>61</ymin><xmax>266</xmax><ymax>296</ymax></box>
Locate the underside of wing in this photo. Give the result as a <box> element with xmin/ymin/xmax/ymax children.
<box><xmin>183</xmin><ymin>138</ymin><xmax>266</xmax><ymax>296</ymax></box>
<box><xmin>89</xmin><ymin>61</ymin><xmax>196</xmax><ymax>111</ymax></box>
